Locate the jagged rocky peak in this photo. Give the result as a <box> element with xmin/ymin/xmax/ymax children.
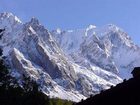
<box><xmin>26</xmin><ymin>17</ymin><xmax>41</xmax><ymax>31</ymax></box>
<box><xmin>100</xmin><ymin>24</ymin><xmax>131</xmax><ymax>40</ymax></box>
<box><xmin>0</xmin><ymin>12</ymin><xmax>22</xmax><ymax>24</ymax></box>
<box><xmin>26</xmin><ymin>16</ymin><xmax>50</xmax><ymax>34</ymax></box>
<box><xmin>1</xmin><ymin>12</ymin><xmax>140</xmax><ymax>102</ymax></box>
<box><xmin>29</xmin><ymin>17</ymin><xmax>40</xmax><ymax>25</ymax></box>
<box><xmin>0</xmin><ymin>12</ymin><xmax>22</xmax><ymax>35</ymax></box>
<box><xmin>86</xmin><ymin>24</ymin><xmax>97</xmax><ymax>31</ymax></box>
<box><xmin>100</xmin><ymin>24</ymin><xmax>135</xmax><ymax>50</ymax></box>
<box><xmin>100</xmin><ymin>24</ymin><xmax>121</xmax><ymax>32</ymax></box>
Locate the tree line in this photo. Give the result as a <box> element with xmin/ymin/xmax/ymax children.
<box><xmin>0</xmin><ymin>48</ymin><xmax>73</xmax><ymax>105</ymax></box>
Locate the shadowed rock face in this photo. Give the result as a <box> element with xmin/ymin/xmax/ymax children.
<box><xmin>8</xmin><ymin>21</ymin><xmax>78</xmax><ymax>87</ymax></box>
<box><xmin>0</xmin><ymin>28</ymin><xmax>5</xmax><ymax>33</ymax></box>
<box><xmin>131</xmin><ymin>67</ymin><xmax>140</xmax><ymax>78</ymax></box>
<box><xmin>76</xmin><ymin>67</ymin><xmax>140</xmax><ymax>105</ymax></box>
<box><xmin>1</xmin><ymin>13</ymin><xmax>133</xmax><ymax>102</ymax></box>
<box><xmin>53</xmin><ymin>25</ymin><xmax>140</xmax><ymax>80</ymax></box>
<box><xmin>10</xmin><ymin>48</ymin><xmax>40</xmax><ymax>78</ymax></box>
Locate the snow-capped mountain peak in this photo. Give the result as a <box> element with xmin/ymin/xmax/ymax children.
<box><xmin>29</xmin><ymin>17</ymin><xmax>40</xmax><ymax>26</ymax></box>
<box><xmin>1</xmin><ymin>13</ymin><xmax>140</xmax><ymax>102</ymax></box>
<box><xmin>86</xmin><ymin>24</ymin><xmax>96</xmax><ymax>30</ymax></box>
<box><xmin>52</xmin><ymin>24</ymin><xmax>140</xmax><ymax>78</ymax></box>
<box><xmin>0</xmin><ymin>12</ymin><xmax>22</xmax><ymax>24</ymax></box>
<box><xmin>0</xmin><ymin>12</ymin><xmax>22</xmax><ymax>35</ymax></box>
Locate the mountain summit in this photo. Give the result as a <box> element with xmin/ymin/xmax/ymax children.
<box><xmin>0</xmin><ymin>12</ymin><xmax>140</xmax><ymax>102</ymax></box>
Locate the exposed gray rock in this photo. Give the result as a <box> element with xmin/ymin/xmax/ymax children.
<box><xmin>0</xmin><ymin>13</ymin><xmax>128</xmax><ymax>102</ymax></box>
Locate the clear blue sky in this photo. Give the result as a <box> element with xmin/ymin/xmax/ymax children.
<box><xmin>0</xmin><ymin>0</ymin><xmax>140</xmax><ymax>45</ymax></box>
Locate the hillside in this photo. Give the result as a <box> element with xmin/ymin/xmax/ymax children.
<box><xmin>0</xmin><ymin>12</ymin><xmax>140</xmax><ymax>101</ymax></box>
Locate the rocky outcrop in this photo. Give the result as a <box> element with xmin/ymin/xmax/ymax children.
<box><xmin>0</xmin><ymin>13</ymin><xmax>127</xmax><ymax>102</ymax></box>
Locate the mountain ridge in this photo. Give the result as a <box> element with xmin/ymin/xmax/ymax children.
<box><xmin>0</xmin><ymin>12</ymin><xmax>140</xmax><ymax>102</ymax></box>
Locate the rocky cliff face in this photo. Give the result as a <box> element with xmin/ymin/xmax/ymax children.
<box><xmin>52</xmin><ymin>24</ymin><xmax>140</xmax><ymax>79</ymax></box>
<box><xmin>1</xmin><ymin>12</ymin><xmax>139</xmax><ymax>102</ymax></box>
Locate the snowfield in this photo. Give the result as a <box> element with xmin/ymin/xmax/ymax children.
<box><xmin>0</xmin><ymin>12</ymin><xmax>140</xmax><ymax>102</ymax></box>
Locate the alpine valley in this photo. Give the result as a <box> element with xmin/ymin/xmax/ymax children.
<box><xmin>0</xmin><ymin>12</ymin><xmax>140</xmax><ymax>102</ymax></box>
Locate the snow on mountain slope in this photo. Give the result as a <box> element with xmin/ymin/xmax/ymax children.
<box><xmin>97</xmin><ymin>25</ymin><xmax>140</xmax><ymax>78</ymax></box>
<box><xmin>0</xmin><ymin>12</ymin><xmax>137</xmax><ymax>102</ymax></box>
<box><xmin>52</xmin><ymin>24</ymin><xmax>140</xmax><ymax>79</ymax></box>
<box><xmin>52</xmin><ymin>25</ymin><xmax>96</xmax><ymax>54</ymax></box>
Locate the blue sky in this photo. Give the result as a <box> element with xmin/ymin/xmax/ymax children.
<box><xmin>0</xmin><ymin>0</ymin><xmax>140</xmax><ymax>45</ymax></box>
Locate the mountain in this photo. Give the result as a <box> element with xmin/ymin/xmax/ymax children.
<box><xmin>52</xmin><ymin>24</ymin><xmax>140</xmax><ymax>79</ymax></box>
<box><xmin>0</xmin><ymin>12</ymin><xmax>139</xmax><ymax>102</ymax></box>
<box><xmin>76</xmin><ymin>67</ymin><xmax>140</xmax><ymax>105</ymax></box>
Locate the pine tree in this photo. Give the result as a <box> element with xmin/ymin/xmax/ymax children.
<box><xmin>0</xmin><ymin>47</ymin><xmax>73</xmax><ymax>105</ymax></box>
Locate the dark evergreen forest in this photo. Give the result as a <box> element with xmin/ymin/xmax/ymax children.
<box><xmin>0</xmin><ymin>48</ymin><xmax>73</xmax><ymax>105</ymax></box>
